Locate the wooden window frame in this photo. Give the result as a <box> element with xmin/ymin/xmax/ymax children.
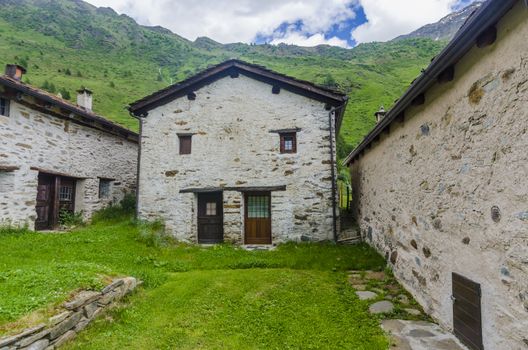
<box><xmin>179</xmin><ymin>135</ymin><xmax>192</xmax><ymax>155</ymax></box>
<box><xmin>99</xmin><ymin>179</ymin><xmax>112</xmax><ymax>199</ymax></box>
<box><xmin>0</xmin><ymin>98</ymin><xmax>10</xmax><ymax>117</ymax></box>
<box><xmin>279</xmin><ymin>132</ymin><xmax>297</xmax><ymax>154</ymax></box>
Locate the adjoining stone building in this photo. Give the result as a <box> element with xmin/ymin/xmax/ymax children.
<box><xmin>344</xmin><ymin>1</ymin><xmax>527</xmax><ymax>349</ymax></box>
<box><xmin>0</xmin><ymin>65</ymin><xmax>138</xmax><ymax>230</ymax></box>
<box><xmin>129</xmin><ymin>60</ymin><xmax>348</xmax><ymax>244</ymax></box>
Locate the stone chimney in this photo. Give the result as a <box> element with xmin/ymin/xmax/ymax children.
<box><xmin>374</xmin><ymin>106</ymin><xmax>386</xmax><ymax>123</ymax></box>
<box><xmin>5</xmin><ymin>64</ymin><xmax>27</xmax><ymax>81</ymax></box>
<box><xmin>76</xmin><ymin>87</ymin><xmax>93</xmax><ymax>111</ymax></box>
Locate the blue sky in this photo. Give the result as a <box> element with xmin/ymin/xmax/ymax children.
<box><xmin>85</xmin><ymin>0</ymin><xmax>479</xmax><ymax>48</ymax></box>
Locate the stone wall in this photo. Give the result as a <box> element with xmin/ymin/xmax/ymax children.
<box><xmin>349</xmin><ymin>3</ymin><xmax>527</xmax><ymax>349</ymax></box>
<box><xmin>0</xmin><ymin>100</ymin><xmax>138</xmax><ymax>228</ymax></box>
<box><xmin>0</xmin><ymin>277</ymin><xmax>138</xmax><ymax>350</ymax></box>
<box><xmin>139</xmin><ymin>74</ymin><xmax>337</xmax><ymax>243</ymax></box>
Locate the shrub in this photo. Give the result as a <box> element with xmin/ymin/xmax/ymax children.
<box><xmin>92</xmin><ymin>193</ymin><xmax>136</xmax><ymax>223</ymax></box>
<box><xmin>135</xmin><ymin>219</ymin><xmax>171</xmax><ymax>248</ymax></box>
<box><xmin>59</xmin><ymin>209</ymin><xmax>85</xmax><ymax>227</ymax></box>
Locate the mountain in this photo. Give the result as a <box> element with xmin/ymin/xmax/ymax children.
<box><xmin>394</xmin><ymin>1</ymin><xmax>483</xmax><ymax>42</ymax></box>
<box><xmin>0</xmin><ymin>0</ymin><xmax>449</xmax><ymax>161</ymax></box>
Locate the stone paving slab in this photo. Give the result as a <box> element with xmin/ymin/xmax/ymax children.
<box><xmin>381</xmin><ymin>319</ymin><xmax>468</xmax><ymax>350</ymax></box>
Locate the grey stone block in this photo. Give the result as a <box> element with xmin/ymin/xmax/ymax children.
<box><xmin>63</xmin><ymin>291</ymin><xmax>100</xmax><ymax>310</ymax></box>
<box><xmin>49</xmin><ymin>312</ymin><xmax>82</xmax><ymax>339</ymax></box>
<box><xmin>369</xmin><ymin>300</ymin><xmax>394</xmax><ymax>314</ymax></box>
<box><xmin>22</xmin><ymin>339</ymin><xmax>49</xmax><ymax>350</ymax></box>
<box><xmin>51</xmin><ymin>330</ymin><xmax>76</xmax><ymax>348</ymax></box>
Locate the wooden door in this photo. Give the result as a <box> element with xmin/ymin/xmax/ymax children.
<box><xmin>197</xmin><ymin>192</ymin><xmax>223</xmax><ymax>243</ymax></box>
<box><xmin>244</xmin><ymin>193</ymin><xmax>271</xmax><ymax>244</ymax></box>
<box><xmin>452</xmin><ymin>273</ymin><xmax>483</xmax><ymax>350</ymax></box>
<box><xmin>35</xmin><ymin>174</ymin><xmax>54</xmax><ymax>230</ymax></box>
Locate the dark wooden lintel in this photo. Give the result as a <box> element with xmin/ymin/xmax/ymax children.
<box><xmin>0</xmin><ymin>165</ymin><xmax>19</xmax><ymax>172</ymax></box>
<box><xmin>396</xmin><ymin>112</ymin><xmax>405</xmax><ymax>124</ymax></box>
<box><xmin>476</xmin><ymin>25</ymin><xmax>497</xmax><ymax>48</ymax></box>
<box><xmin>180</xmin><ymin>185</ymin><xmax>287</xmax><ymax>193</ymax></box>
<box><xmin>30</xmin><ymin>166</ymin><xmax>89</xmax><ymax>179</ymax></box>
<box><xmin>269</xmin><ymin>128</ymin><xmax>301</xmax><ymax>134</ymax></box>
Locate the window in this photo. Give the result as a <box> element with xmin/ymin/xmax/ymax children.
<box><xmin>206</xmin><ymin>202</ymin><xmax>217</xmax><ymax>216</ymax></box>
<box><xmin>0</xmin><ymin>98</ymin><xmax>9</xmax><ymax>117</ymax></box>
<box><xmin>59</xmin><ymin>186</ymin><xmax>73</xmax><ymax>201</ymax></box>
<box><xmin>247</xmin><ymin>195</ymin><xmax>270</xmax><ymax>218</ymax></box>
<box><xmin>280</xmin><ymin>132</ymin><xmax>297</xmax><ymax>153</ymax></box>
<box><xmin>99</xmin><ymin>179</ymin><xmax>112</xmax><ymax>199</ymax></box>
<box><xmin>179</xmin><ymin>135</ymin><xmax>192</xmax><ymax>155</ymax></box>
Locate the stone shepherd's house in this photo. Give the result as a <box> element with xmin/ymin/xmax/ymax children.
<box><xmin>0</xmin><ymin>65</ymin><xmax>138</xmax><ymax>230</ymax></box>
<box><xmin>129</xmin><ymin>60</ymin><xmax>348</xmax><ymax>244</ymax></box>
<box><xmin>344</xmin><ymin>1</ymin><xmax>527</xmax><ymax>349</ymax></box>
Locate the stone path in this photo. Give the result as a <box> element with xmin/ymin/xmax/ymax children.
<box><xmin>382</xmin><ymin>320</ymin><xmax>468</xmax><ymax>350</ymax></box>
<box><xmin>348</xmin><ymin>270</ymin><xmax>467</xmax><ymax>350</ymax></box>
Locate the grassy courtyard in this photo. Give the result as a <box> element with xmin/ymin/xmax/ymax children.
<box><xmin>0</xmin><ymin>215</ymin><xmax>389</xmax><ymax>349</ymax></box>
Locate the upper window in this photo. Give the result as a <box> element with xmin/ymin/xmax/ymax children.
<box><xmin>0</xmin><ymin>98</ymin><xmax>9</xmax><ymax>117</ymax></box>
<box><xmin>99</xmin><ymin>179</ymin><xmax>112</xmax><ymax>199</ymax></box>
<box><xmin>280</xmin><ymin>132</ymin><xmax>297</xmax><ymax>154</ymax></box>
<box><xmin>179</xmin><ymin>135</ymin><xmax>192</xmax><ymax>155</ymax></box>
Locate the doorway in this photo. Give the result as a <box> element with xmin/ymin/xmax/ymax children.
<box><xmin>197</xmin><ymin>192</ymin><xmax>224</xmax><ymax>243</ymax></box>
<box><xmin>35</xmin><ymin>173</ymin><xmax>76</xmax><ymax>230</ymax></box>
<box><xmin>244</xmin><ymin>192</ymin><xmax>272</xmax><ymax>244</ymax></box>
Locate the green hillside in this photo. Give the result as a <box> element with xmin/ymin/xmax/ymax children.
<box><xmin>0</xmin><ymin>0</ymin><xmax>446</xmax><ymax>159</ymax></box>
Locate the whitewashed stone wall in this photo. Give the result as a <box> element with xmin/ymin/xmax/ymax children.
<box><xmin>139</xmin><ymin>74</ymin><xmax>337</xmax><ymax>243</ymax></box>
<box><xmin>350</xmin><ymin>3</ymin><xmax>527</xmax><ymax>349</ymax></box>
<box><xmin>0</xmin><ymin>100</ymin><xmax>138</xmax><ymax>228</ymax></box>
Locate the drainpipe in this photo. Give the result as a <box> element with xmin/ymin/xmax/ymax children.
<box><xmin>328</xmin><ymin>101</ymin><xmax>348</xmax><ymax>242</ymax></box>
<box><xmin>129</xmin><ymin>110</ymin><xmax>145</xmax><ymax>219</ymax></box>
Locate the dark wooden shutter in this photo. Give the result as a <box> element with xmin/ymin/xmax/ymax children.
<box><xmin>452</xmin><ymin>273</ymin><xmax>483</xmax><ymax>350</ymax></box>
<box><xmin>179</xmin><ymin>135</ymin><xmax>192</xmax><ymax>155</ymax></box>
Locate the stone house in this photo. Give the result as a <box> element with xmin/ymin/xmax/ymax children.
<box><xmin>129</xmin><ymin>60</ymin><xmax>348</xmax><ymax>244</ymax></box>
<box><xmin>344</xmin><ymin>1</ymin><xmax>527</xmax><ymax>349</ymax></box>
<box><xmin>0</xmin><ymin>65</ymin><xmax>138</xmax><ymax>230</ymax></box>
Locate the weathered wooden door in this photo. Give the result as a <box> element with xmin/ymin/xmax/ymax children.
<box><xmin>197</xmin><ymin>192</ymin><xmax>223</xmax><ymax>243</ymax></box>
<box><xmin>452</xmin><ymin>273</ymin><xmax>483</xmax><ymax>350</ymax></box>
<box><xmin>244</xmin><ymin>193</ymin><xmax>271</xmax><ymax>244</ymax></box>
<box><xmin>35</xmin><ymin>174</ymin><xmax>54</xmax><ymax>230</ymax></box>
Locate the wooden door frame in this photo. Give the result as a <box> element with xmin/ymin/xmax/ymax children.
<box><xmin>244</xmin><ymin>191</ymin><xmax>272</xmax><ymax>244</ymax></box>
<box><xmin>197</xmin><ymin>191</ymin><xmax>224</xmax><ymax>243</ymax></box>
<box><xmin>35</xmin><ymin>173</ymin><xmax>77</xmax><ymax>231</ymax></box>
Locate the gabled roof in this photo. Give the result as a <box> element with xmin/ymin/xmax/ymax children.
<box><xmin>344</xmin><ymin>0</ymin><xmax>518</xmax><ymax>166</ymax></box>
<box><xmin>0</xmin><ymin>76</ymin><xmax>138</xmax><ymax>141</ymax></box>
<box><xmin>128</xmin><ymin>59</ymin><xmax>349</xmax><ymax>129</ymax></box>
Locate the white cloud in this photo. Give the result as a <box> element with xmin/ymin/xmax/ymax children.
<box><xmin>351</xmin><ymin>0</ymin><xmax>472</xmax><ymax>43</ymax></box>
<box><xmin>270</xmin><ymin>32</ymin><xmax>350</xmax><ymax>48</ymax></box>
<box><xmin>85</xmin><ymin>0</ymin><xmax>356</xmax><ymax>45</ymax></box>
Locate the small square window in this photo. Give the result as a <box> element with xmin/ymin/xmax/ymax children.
<box><xmin>99</xmin><ymin>179</ymin><xmax>112</xmax><ymax>199</ymax></box>
<box><xmin>0</xmin><ymin>98</ymin><xmax>10</xmax><ymax>117</ymax></box>
<box><xmin>280</xmin><ymin>132</ymin><xmax>297</xmax><ymax>153</ymax></box>
<box><xmin>59</xmin><ymin>186</ymin><xmax>73</xmax><ymax>201</ymax></box>
<box><xmin>206</xmin><ymin>202</ymin><xmax>217</xmax><ymax>216</ymax></box>
<box><xmin>179</xmin><ymin>135</ymin><xmax>192</xmax><ymax>155</ymax></box>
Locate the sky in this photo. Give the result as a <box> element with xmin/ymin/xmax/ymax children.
<box><xmin>85</xmin><ymin>0</ymin><xmax>479</xmax><ymax>48</ymax></box>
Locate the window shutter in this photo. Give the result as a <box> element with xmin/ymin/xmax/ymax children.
<box><xmin>179</xmin><ymin>135</ymin><xmax>192</xmax><ymax>155</ymax></box>
<box><xmin>280</xmin><ymin>135</ymin><xmax>285</xmax><ymax>153</ymax></box>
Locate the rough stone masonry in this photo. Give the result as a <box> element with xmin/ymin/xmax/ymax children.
<box><xmin>349</xmin><ymin>2</ymin><xmax>528</xmax><ymax>349</ymax></box>
<box><xmin>138</xmin><ymin>74</ymin><xmax>339</xmax><ymax>243</ymax></box>
<box><xmin>0</xmin><ymin>97</ymin><xmax>138</xmax><ymax>228</ymax></box>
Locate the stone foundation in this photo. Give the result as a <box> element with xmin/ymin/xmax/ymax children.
<box><xmin>0</xmin><ymin>277</ymin><xmax>138</xmax><ymax>350</ymax></box>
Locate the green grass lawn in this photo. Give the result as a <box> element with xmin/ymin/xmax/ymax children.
<box><xmin>0</xmin><ymin>217</ymin><xmax>388</xmax><ymax>349</ymax></box>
